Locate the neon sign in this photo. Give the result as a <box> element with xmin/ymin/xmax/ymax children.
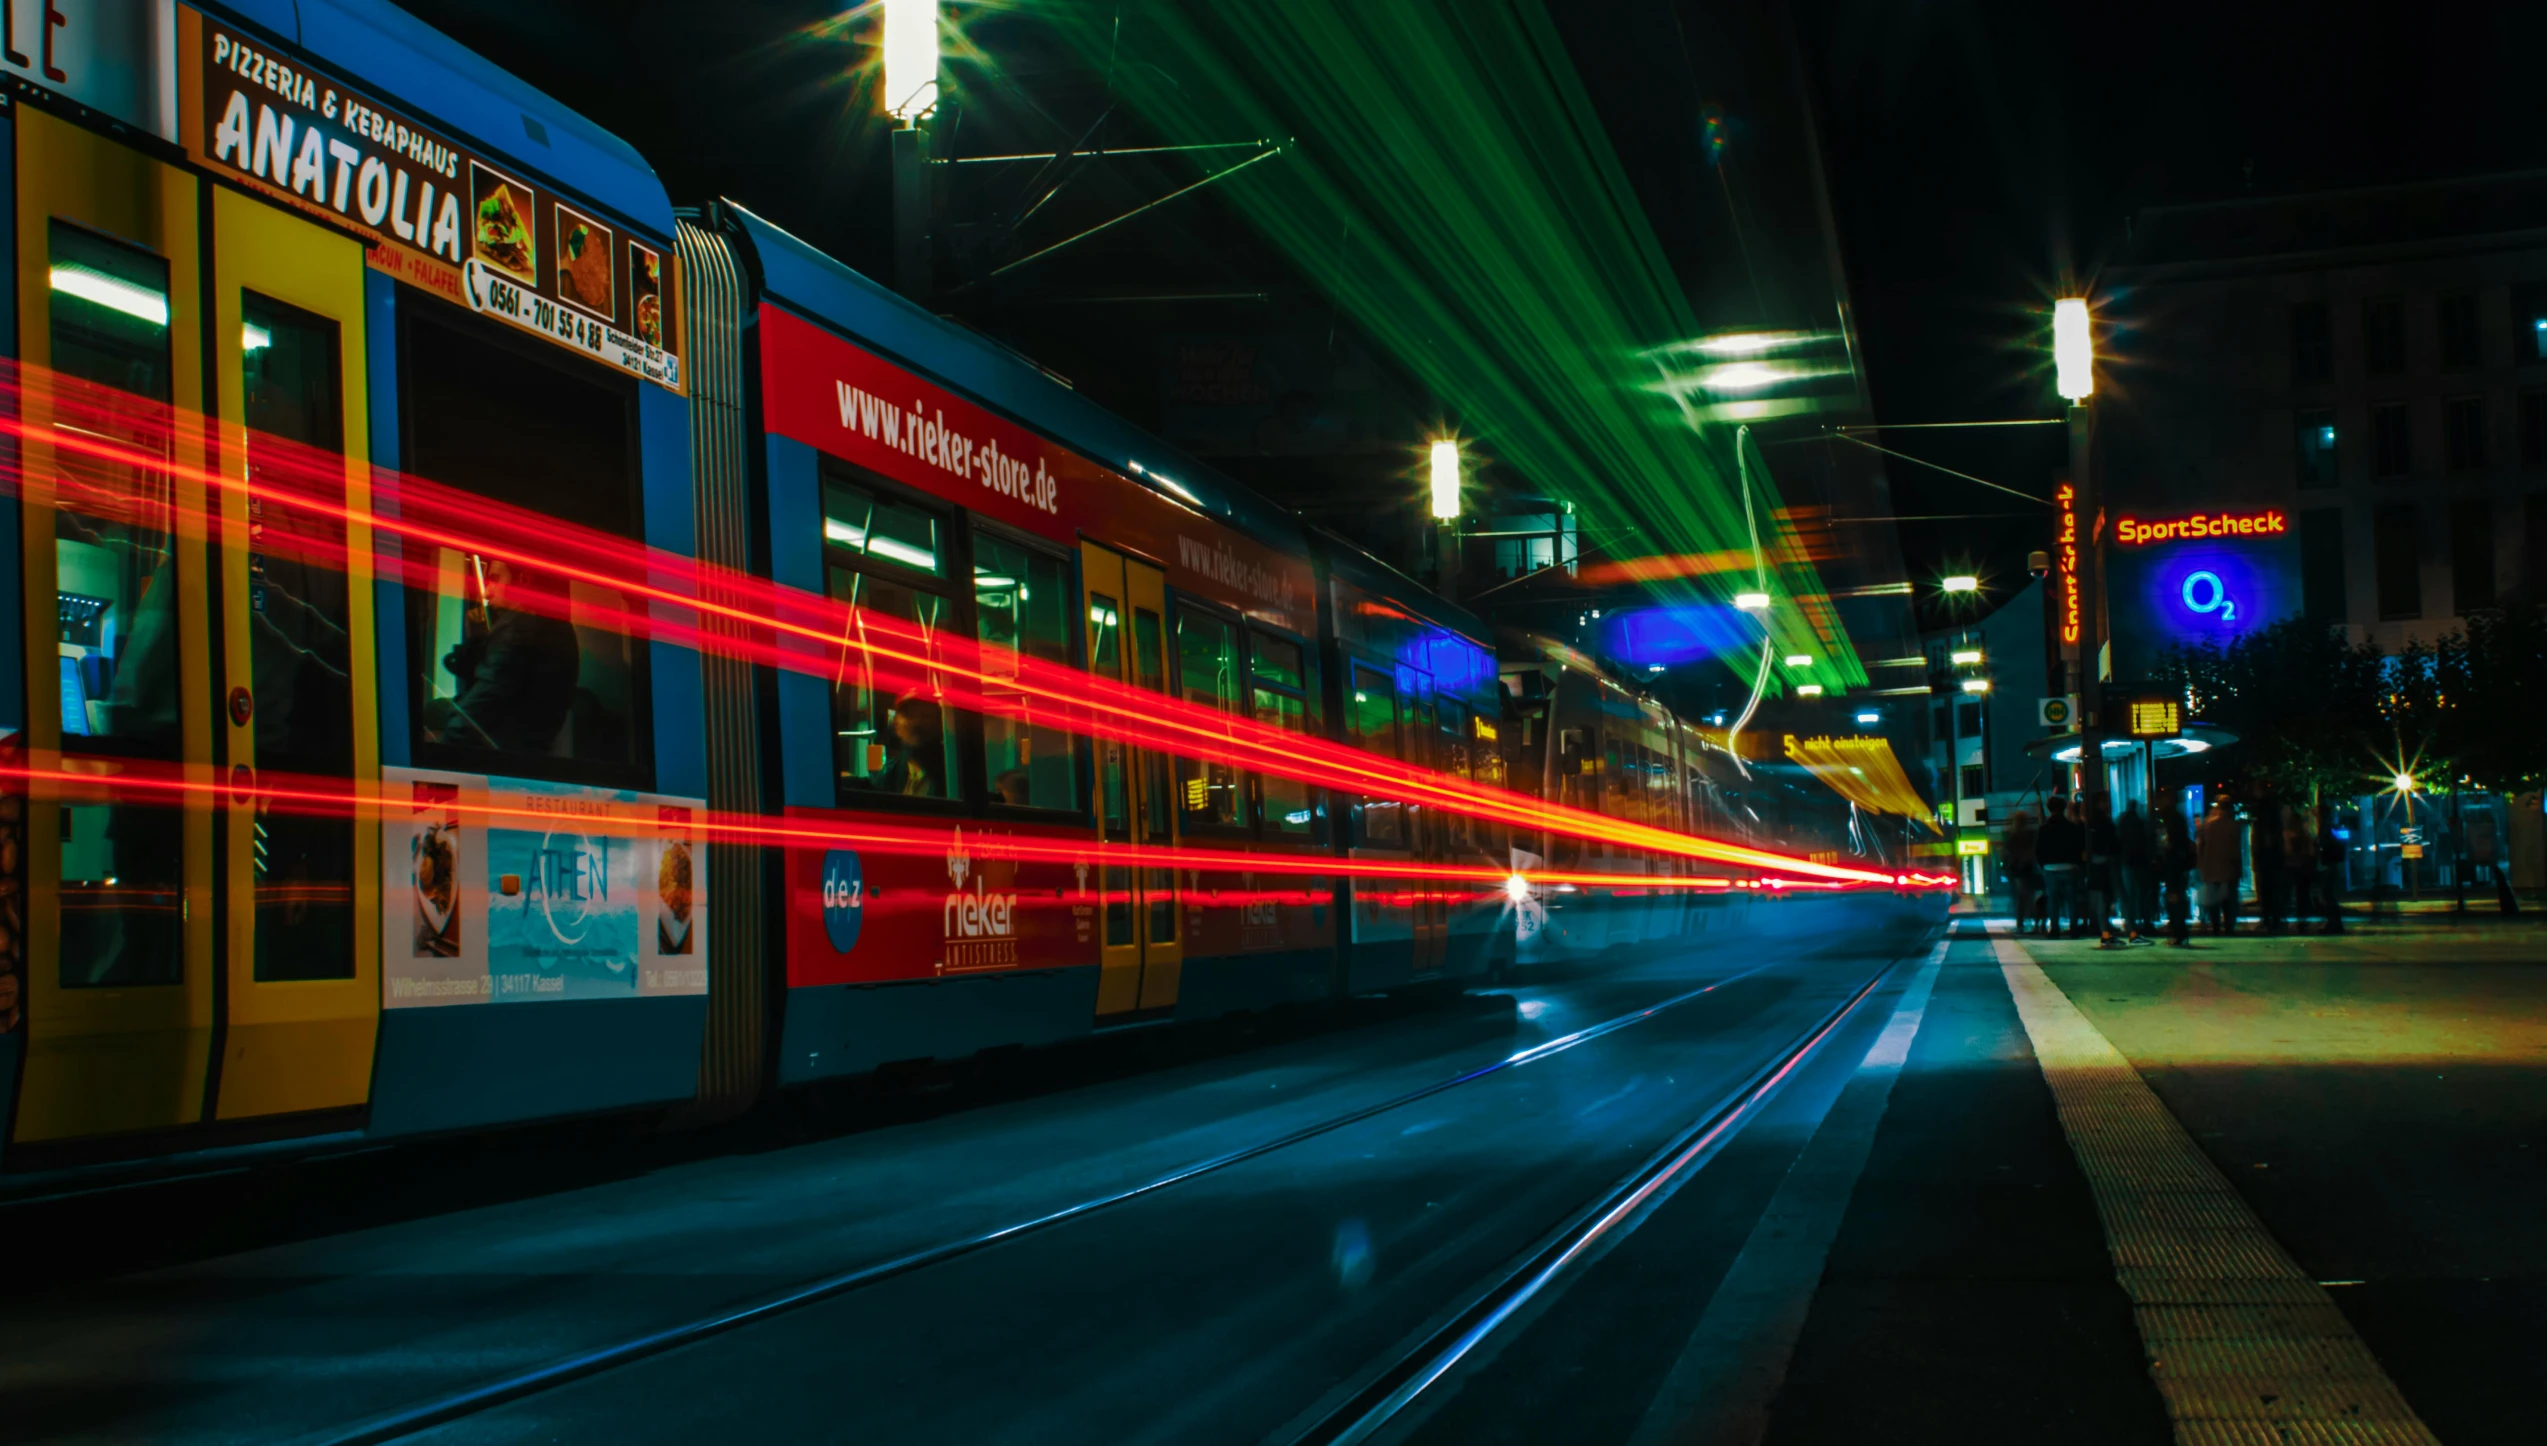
<box><xmin>2054</xmin><ymin>482</ymin><xmax>2080</xmax><ymax>649</ymax></box>
<box><xmin>2116</xmin><ymin>510</ymin><xmax>2287</xmax><ymax>546</ymax></box>
<box><xmin>2181</xmin><ymin>569</ymin><xmax>2236</xmax><ymax>622</ymax></box>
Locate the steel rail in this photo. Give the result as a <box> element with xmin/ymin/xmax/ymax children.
<box><xmin>1284</xmin><ymin>948</ymin><xmax>1907</xmax><ymax>1446</ymax></box>
<box><xmin>314</xmin><ymin>955</ymin><xmax>1811</xmax><ymax>1446</ymax></box>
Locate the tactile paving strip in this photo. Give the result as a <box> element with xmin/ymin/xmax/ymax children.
<box><xmin>1995</xmin><ymin>937</ymin><xmax>2441</xmax><ymax>1446</ymax></box>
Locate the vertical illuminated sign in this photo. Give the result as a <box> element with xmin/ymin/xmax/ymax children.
<box><xmin>2054</xmin><ymin>481</ymin><xmax>2081</xmax><ymax>657</ymax></box>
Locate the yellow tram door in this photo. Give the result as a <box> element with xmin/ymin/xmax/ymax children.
<box><xmin>1080</xmin><ymin>542</ymin><xmax>1180</xmax><ymax>1015</ymax></box>
<box><xmin>10</xmin><ymin>109</ymin><xmax>216</xmax><ymax>1145</ymax></box>
<box><xmin>203</xmin><ymin>188</ymin><xmax>380</xmax><ymax>1121</ymax></box>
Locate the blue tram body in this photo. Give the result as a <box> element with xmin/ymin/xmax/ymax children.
<box><xmin>0</xmin><ymin>2</ymin><xmax>1942</xmax><ymax>1179</ymax></box>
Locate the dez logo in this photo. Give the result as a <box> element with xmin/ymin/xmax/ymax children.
<box><xmin>821</xmin><ymin>850</ymin><xmax>865</xmax><ymax>954</ymax></box>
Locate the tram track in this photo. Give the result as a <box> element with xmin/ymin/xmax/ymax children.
<box><xmin>1280</xmin><ymin>947</ymin><xmax>1913</xmax><ymax>1446</ymax></box>
<box><xmin>311</xmin><ymin>949</ymin><xmax>1877</xmax><ymax>1446</ymax></box>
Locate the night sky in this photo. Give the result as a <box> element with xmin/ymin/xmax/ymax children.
<box><xmin>1792</xmin><ymin>0</ymin><xmax>2547</xmax><ymax>619</ymax></box>
<box><xmin>409</xmin><ymin>0</ymin><xmax>2547</xmax><ymax>620</ymax></box>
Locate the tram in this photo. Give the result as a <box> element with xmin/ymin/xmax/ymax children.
<box><xmin>0</xmin><ymin>0</ymin><xmax>1941</xmax><ymax>1178</ymax></box>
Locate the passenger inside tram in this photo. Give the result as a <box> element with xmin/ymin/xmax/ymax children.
<box><xmin>426</xmin><ymin>556</ymin><xmax>580</xmax><ymax>754</ymax></box>
<box><xmin>888</xmin><ymin>695</ymin><xmax>949</xmax><ymax>798</ymax></box>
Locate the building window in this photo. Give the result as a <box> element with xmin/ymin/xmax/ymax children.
<box><xmin>2288</xmin><ymin>301</ymin><xmax>2333</xmax><ymax>383</ymax></box>
<box><xmin>2513</xmin><ymin>283</ymin><xmax>2547</xmax><ymax>364</ymax></box>
<box><xmin>1956</xmin><ymin>700</ymin><xmax>1981</xmax><ymax>738</ymax></box>
<box><xmin>2452</xmin><ymin>499</ymin><xmax>2497</xmax><ymax>613</ymax></box>
<box><xmin>2528</xmin><ymin>495</ymin><xmax>2547</xmax><ymax>599</ymax></box>
<box><xmin>1484</xmin><ymin>508</ymin><xmax>1579</xmax><ymax>580</ymax></box>
<box><xmin>1960</xmin><ymin>764</ymin><xmax>1986</xmax><ymax>800</ymax></box>
<box><xmin>2445</xmin><ymin>396</ymin><xmax>2487</xmax><ymax>472</ymax></box>
<box><xmin>2439</xmin><ymin>293</ymin><xmax>2480</xmax><ymax>370</ymax></box>
<box><xmin>2374</xmin><ymin>503</ymin><xmax>2420</xmax><ymax>620</ymax></box>
<box><xmin>2300</xmin><ymin>508</ymin><xmax>2346</xmax><ymax>625</ymax></box>
<box><xmin>2363</xmin><ymin>297</ymin><xmax>2407</xmax><ymax>376</ymax></box>
<box><xmin>2521</xmin><ymin>390</ymin><xmax>2547</xmax><ymax>471</ymax></box>
<box><xmin>2372</xmin><ymin>402</ymin><xmax>2412</xmax><ymax>477</ymax></box>
<box><xmin>2295</xmin><ymin>409</ymin><xmax>2338</xmax><ymax>488</ymax></box>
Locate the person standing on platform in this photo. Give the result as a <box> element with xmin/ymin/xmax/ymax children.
<box><xmin>2087</xmin><ymin>799</ymin><xmax>2123</xmax><ymax>946</ymax></box>
<box><xmin>2038</xmin><ymin>794</ymin><xmax>2083</xmax><ymax>938</ymax></box>
<box><xmin>2005</xmin><ymin>806</ymin><xmax>2041</xmax><ymax>935</ymax></box>
<box><xmin>2315</xmin><ymin>802</ymin><xmax>2348</xmax><ymax>933</ymax></box>
<box><xmin>2160</xmin><ymin>805</ymin><xmax>2197</xmax><ymax>946</ymax></box>
<box><xmin>2197</xmin><ymin>796</ymin><xmax>2241</xmax><ymax>936</ymax></box>
<box><xmin>2117</xmin><ymin>799</ymin><xmax>2155</xmax><ymax>945</ymax></box>
<box><xmin>2282</xmin><ymin>803</ymin><xmax>2318</xmax><ymax>934</ymax></box>
<box><xmin>2249</xmin><ymin>794</ymin><xmax>2286</xmax><ymax>934</ymax></box>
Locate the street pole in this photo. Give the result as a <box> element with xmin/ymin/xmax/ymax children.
<box><xmin>2070</xmin><ymin>398</ymin><xmax>2106</xmax><ymax>831</ymax></box>
<box><xmin>892</xmin><ymin>121</ymin><xmax>933</xmax><ymax>303</ymax></box>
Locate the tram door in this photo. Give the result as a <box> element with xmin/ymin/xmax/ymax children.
<box><xmin>11</xmin><ymin>110</ymin><xmax>216</xmax><ymax>1144</ymax></box>
<box><xmin>204</xmin><ymin>188</ymin><xmax>380</xmax><ymax>1120</ymax></box>
<box><xmin>1403</xmin><ymin>671</ymin><xmax>1447</xmax><ymax>975</ymax></box>
<box><xmin>1080</xmin><ymin>543</ymin><xmax>1181</xmax><ymax>1015</ymax></box>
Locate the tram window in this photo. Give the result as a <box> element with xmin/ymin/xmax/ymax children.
<box><xmin>1437</xmin><ymin>701</ymin><xmax>1474</xmax><ymax>852</ymax></box>
<box><xmin>403</xmin><ymin>304</ymin><xmax>646</xmax><ymax>786</ymax></box>
<box><xmin>1174</xmin><ymin>608</ymin><xmax>1246</xmax><ymax>831</ymax></box>
<box><xmin>1251</xmin><ymin>630</ymin><xmax>1314</xmax><ymax>837</ymax></box>
<box><xmin>973</xmin><ymin>532</ymin><xmax>1078</xmax><ymax>812</ymax></box>
<box><xmin>824</xmin><ymin>477</ymin><xmax>942</xmax><ymax>576</ymax></box>
<box><xmin>243</xmin><ymin>293</ymin><xmax>355</xmax><ymax>982</ymax></box>
<box><xmin>1349</xmin><ymin>665</ymin><xmax>1404</xmax><ymax>848</ymax></box>
<box><xmin>47</xmin><ymin>223</ymin><xmax>184</xmax><ymax>988</ymax></box>
<box><xmin>49</xmin><ymin>222</ymin><xmax>179</xmax><ymax>752</ymax></box>
<box><xmin>828</xmin><ymin>567</ymin><xmax>961</xmax><ymax>802</ymax></box>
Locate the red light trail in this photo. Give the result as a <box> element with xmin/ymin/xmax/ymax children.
<box><xmin>0</xmin><ymin>364</ymin><xmax>1947</xmax><ymax>891</ymax></box>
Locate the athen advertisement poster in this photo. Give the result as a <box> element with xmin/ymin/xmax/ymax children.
<box><xmin>381</xmin><ymin>767</ymin><xmax>708</xmax><ymax>1009</ymax></box>
<box><xmin>178</xmin><ymin>7</ymin><xmax>683</xmax><ymax>392</ymax></box>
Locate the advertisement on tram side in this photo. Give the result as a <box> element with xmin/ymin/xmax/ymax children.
<box><xmin>381</xmin><ymin>767</ymin><xmax>708</xmax><ymax>1008</ymax></box>
<box><xmin>757</xmin><ymin>305</ymin><xmax>1316</xmax><ymax>637</ymax></box>
<box><xmin>176</xmin><ymin>7</ymin><xmax>683</xmax><ymax>390</ymax></box>
<box><xmin>785</xmin><ymin>812</ymin><xmax>1096</xmax><ymax>988</ymax></box>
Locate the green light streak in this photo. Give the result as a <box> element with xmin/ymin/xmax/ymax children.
<box><xmin>1029</xmin><ymin>0</ymin><xmax>1867</xmax><ymax>694</ymax></box>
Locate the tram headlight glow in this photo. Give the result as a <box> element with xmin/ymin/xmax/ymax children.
<box><xmin>1504</xmin><ymin>873</ymin><xmax>1531</xmax><ymax>902</ymax></box>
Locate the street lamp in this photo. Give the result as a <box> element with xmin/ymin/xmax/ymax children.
<box><xmin>2055</xmin><ymin>295</ymin><xmax>2107</xmax><ymax>832</ymax></box>
<box><xmin>1941</xmin><ymin>574</ymin><xmax>1979</xmax><ymax>594</ymax></box>
<box><xmin>1429</xmin><ymin>438</ymin><xmax>1461</xmax><ymax>519</ymax></box>
<box><xmin>1732</xmin><ymin>591</ymin><xmax>1771</xmax><ymax>611</ymax></box>
<box><xmin>2054</xmin><ymin>298</ymin><xmax>2094</xmax><ymax>403</ymax></box>
<box><xmin>883</xmin><ymin>0</ymin><xmax>940</xmax><ymax>121</ymax></box>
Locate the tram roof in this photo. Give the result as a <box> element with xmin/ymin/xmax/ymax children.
<box><xmin>212</xmin><ymin>0</ymin><xmax>673</xmax><ymax>237</ymax></box>
<box><xmin>719</xmin><ymin>201</ymin><xmax>1317</xmax><ymax>560</ymax></box>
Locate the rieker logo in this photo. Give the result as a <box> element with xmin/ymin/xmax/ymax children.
<box><xmin>942</xmin><ymin>826</ymin><xmax>1018</xmax><ymax>949</ymax></box>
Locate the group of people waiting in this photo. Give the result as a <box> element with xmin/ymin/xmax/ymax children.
<box><xmin>2000</xmin><ymin>790</ymin><xmax>2347</xmax><ymax>946</ymax></box>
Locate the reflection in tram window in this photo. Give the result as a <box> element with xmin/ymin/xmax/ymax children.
<box><xmin>1437</xmin><ymin>701</ymin><xmax>1475</xmax><ymax>852</ymax></box>
<box><xmin>243</xmin><ymin>293</ymin><xmax>356</xmax><ymax>981</ymax></box>
<box><xmin>822</xmin><ymin>477</ymin><xmax>942</xmax><ymax>575</ymax></box>
<box><xmin>828</xmin><ymin>567</ymin><xmax>960</xmax><ymax>802</ymax></box>
<box><xmin>1250</xmin><ymin>631</ymin><xmax>1315</xmax><ymax>837</ymax></box>
<box><xmin>404</xmin><ymin>304</ymin><xmax>646</xmax><ymax>784</ymax></box>
<box><xmin>1350</xmin><ymin>666</ymin><xmax>1404</xmax><ymax>848</ymax></box>
<box><xmin>1174</xmin><ymin>610</ymin><xmax>1246</xmax><ymax>831</ymax></box>
<box><xmin>47</xmin><ymin>222</ymin><xmax>183</xmax><ymax>987</ymax></box>
<box><xmin>973</xmin><ymin>534</ymin><xmax>1079</xmax><ymax>812</ymax></box>
<box><xmin>49</xmin><ymin>222</ymin><xmax>179</xmax><ymax>750</ymax></box>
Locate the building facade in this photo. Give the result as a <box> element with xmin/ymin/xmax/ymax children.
<box><xmin>2097</xmin><ymin>172</ymin><xmax>2547</xmax><ymax>674</ymax></box>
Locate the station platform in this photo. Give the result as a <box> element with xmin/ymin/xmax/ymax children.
<box><xmin>3</xmin><ymin>919</ymin><xmax>2537</xmax><ymax>1444</ymax></box>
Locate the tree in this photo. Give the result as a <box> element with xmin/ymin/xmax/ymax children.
<box><xmin>2153</xmin><ymin>618</ymin><xmax>2389</xmax><ymax>802</ymax></box>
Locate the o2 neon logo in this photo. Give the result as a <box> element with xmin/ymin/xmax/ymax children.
<box><xmin>2182</xmin><ymin>570</ymin><xmax>2237</xmax><ymax>623</ymax></box>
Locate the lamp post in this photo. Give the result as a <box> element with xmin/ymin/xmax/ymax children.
<box><xmin>2054</xmin><ymin>297</ymin><xmax>2103</xmax><ymax>827</ymax></box>
<box><xmin>1429</xmin><ymin>438</ymin><xmax>1462</xmax><ymax>599</ymax></box>
<box><xmin>883</xmin><ymin>0</ymin><xmax>940</xmax><ymax>302</ymax></box>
